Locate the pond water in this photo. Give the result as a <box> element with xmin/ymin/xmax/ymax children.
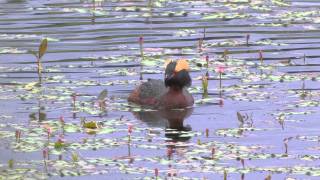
<box><xmin>1</xmin><ymin>0</ymin><xmax>320</xmax><ymax>179</ymax></box>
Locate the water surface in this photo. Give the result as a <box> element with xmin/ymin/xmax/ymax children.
<box><xmin>1</xmin><ymin>0</ymin><xmax>320</xmax><ymax>179</ymax></box>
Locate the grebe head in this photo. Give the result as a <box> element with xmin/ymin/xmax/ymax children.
<box><xmin>164</xmin><ymin>60</ymin><xmax>191</xmax><ymax>89</ymax></box>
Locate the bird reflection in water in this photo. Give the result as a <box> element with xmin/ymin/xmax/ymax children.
<box><xmin>131</xmin><ymin>107</ymin><xmax>193</xmax><ymax>142</ymax></box>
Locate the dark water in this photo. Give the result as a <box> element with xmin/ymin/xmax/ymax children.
<box><xmin>1</xmin><ymin>0</ymin><xmax>320</xmax><ymax>179</ymax></box>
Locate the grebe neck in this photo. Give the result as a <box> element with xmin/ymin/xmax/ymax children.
<box><xmin>168</xmin><ymin>86</ymin><xmax>183</xmax><ymax>93</ymax></box>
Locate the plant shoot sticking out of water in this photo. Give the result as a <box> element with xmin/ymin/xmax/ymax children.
<box><xmin>71</xmin><ymin>151</ymin><xmax>79</xmax><ymax>163</ymax></box>
<box><xmin>237</xmin><ymin>112</ymin><xmax>244</xmax><ymax>125</ymax></box>
<box><xmin>128</xmin><ymin>124</ymin><xmax>133</xmax><ymax>142</ymax></box>
<box><xmin>202</xmin><ymin>75</ymin><xmax>208</xmax><ymax>98</ymax></box>
<box><xmin>43</xmin><ymin>148</ymin><xmax>48</xmax><ymax>168</ymax></box>
<box><xmin>148</xmin><ymin>0</ymin><xmax>153</xmax><ymax>9</ymax></box>
<box><xmin>71</xmin><ymin>93</ymin><xmax>77</xmax><ymax>109</ymax></box>
<box><xmin>139</xmin><ymin>36</ymin><xmax>144</xmax><ymax>60</ymax></box>
<box><xmin>139</xmin><ymin>36</ymin><xmax>144</xmax><ymax>80</ymax></box>
<box><xmin>31</xmin><ymin>38</ymin><xmax>48</xmax><ymax>83</ymax></box>
<box><xmin>259</xmin><ymin>50</ymin><xmax>263</xmax><ymax>64</ymax></box>
<box><xmin>216</xmin><ymin>66</ymin><xmax>225</xmax><ymax>89</ymax></box>
<box><xmin>154</xmin><ymin>168</ymin><xmax>159</xmax><ymax>179</ymax></box>
<box><xmin>198</xmin><ymin>38</ymin><xmax>203</xmax><ymax>52</ymax></box>
<box><xmin>54</xmin><ymin>137</ymin><xmax>65</xmax><ymax>150</ymax></box>
<box><xmin>211</xmin><ymin>147</ymin><xmax>215</xmax><ymax>159</ymax></box>
<box><xmin>246</xmin><ymin>34</ymin><xmax>250</xmax><ymax>46</ymax></box>
<box><xmin>98</xmin><ymin>89</ymin><xmax>108</xmax><ymax>111</ymax></box>
<box><xmin>15</xmin><ymin>130</ymin><xmax>21</xmax><ymax>143</ymax></box>
<box><xmin>205</xmin><ymin>55</ymin><xmax>209</xmax><ymax>69</ymax></box>
<box><xmin>223</xmin><ymin>49</ymin><xmax>228</xmax><ymax>61</ymax></box>
<box><xmin>43</xmin><ymin>124</ymin><xmax>52</xmax><ymax>140</ymax></box>
<box><xmin>167</xmin><ymin>148</ymin><xmax>173</xmax><ymax>159</ymax></box>
<box><xmin>59</xmin><ymin>116</ymin><xmax>65</xmax><ymax>125</ymax></box>
<box><xmin>8</xmin><ymin>159</ymin><xmax>14</xmax><ymax>169</ymax></box>
<box><xmin>43</xmin><ymin>148</ymin><xmax>48</xmax><ymax>160</ymax></box>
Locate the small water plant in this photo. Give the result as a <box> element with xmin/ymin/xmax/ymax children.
<box><xmin>198</xmin><ymin>38</ymin><xmax>203</xmax><ymax>52</ymax></box>
<box><xmin>128</xmin><ymin>124</ymin><xmax>133</xmax><ymax>142</ymax></box>
<box><xmin>139</xmin><ymin>36</ymin><xmax>144</xmax><ymax>80</ymax></box>
<box><xmin>71</xmin><ymin>151</ymin><xmax>79</xmax><ymax>163</ymax></box>
<box><xmin>15</xmin><ymin>130</ymin><xmax>21</xmax><ymax>143</ymax></box>
<box><xmin>211</xmin><ymin>147</ymin><xmax>215</xmax><ymax>159</ymax></box>
<box><xmin>259</xmin><ymin>50</ymin><xmax>263</xmax><ymax>64</ymax></box>
<box><xmin>42</xmin><ymin>148</ymin><xmax>48</xmax><ymax>168</ymax></box>
<box><xmin>8</xmin><ymin>159</ymin><xmax>14</xmax><ymax>169</ymax></box>
<box><xmin>43</xmin><ymin>124</ymin><xmax>52</xmax><ymax>140</ymax></box>
<box><xmin>59</xmin><ymin>116</ymin><xmax>65</xmax><ymax>125</ymax></box>
<box><xmin>154</xmin><ymin>168</ymin><xmax>159</xmax><ymax>179</ymax></box>
<box><xmin>216</xmin><ymin>66</ymin><xmax>225</xmax><ymax>89</ymax></box>
<box><xmin>98</xmin><ymin>89</ymin><xmax>108</xmax><ymax>111</ymax></box>
<box><xmin>54</xmin><ymin>137</ymin><xmax>65</xmax><ymax>150</ymax></box>
<box><xmin>246</xmin><ymin>34</ymin><xmax>250</xmax><ymax>46</ymax></box>
<box><xmin>205</xmin><ymin>55</ymin><xmax>209</xmax><ymax>69</ymax></box>
<box><xmin>139</xmin><ymin>36</ymin><xmax>144</xmax><ymax>60</ymax></box>
<box><xmin>223</xmin><ymin>49</ymin><xmax>228</xmax><ymax>61</ymax></box>
<box><xmin>83</xmin><ymin>121</ymin><xmax>98</xmax><ymax>129</ymax></box>
<box><xmin>31</xmin><ymin>38</ymin><xmax>48</xmax><ymax>83</ymax></box>
<box><xmin>71</xmin><ymin>93</ymin><xmax>77</xmax><ymax>109</ymax></box>
<box><xmin>202</xmin><ymin>75</ymin><xmax>208</xmax><ymax>97</ymax></box>
<box><xmin>167</xmin><ymin>148</ymin><xmax>173</xmax><ymax>159</ymax></box>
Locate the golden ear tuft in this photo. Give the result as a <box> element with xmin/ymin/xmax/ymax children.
<box><xmin>175</xmin><ymin>59</ymin><xmax>189</xmax><ymax>72</ymax></box>
<box><xmin>164</xmin><ymin>59</ymin><xmax>172</xmax><ymax>68</ymax></box>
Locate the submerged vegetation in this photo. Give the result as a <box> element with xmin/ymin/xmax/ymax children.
<box><xmin>0</xmin><ymin>0</ymin><xmax>320</xmax><ymax>179</ymax></box>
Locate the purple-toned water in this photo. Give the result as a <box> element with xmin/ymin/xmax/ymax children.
<box><xmin>1</xmin><ymin>0</ymin><xmax>320</xmax><ymax>179</ymax></box>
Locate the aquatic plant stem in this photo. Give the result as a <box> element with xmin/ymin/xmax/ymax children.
<box><xmin>148</xmin><ymin>0</ymin><xmax>153</xmax><ymax>8</ymax></box>
<box><xmin>259</xmin><ymin>50</ymin><xmax>263</xmax><ymax>64</ymax></box>
<box><xmin>72</xmin><ymin>93</ymin><xmax>76</xmax><ymax>109</ymax></box>
<box><xmin>37</xmin><ymin>57</ymin><xmax>42</xmax><ymax>84</ymax></box>
<box><xmin>205</xmin><ymin>55</ymin><xmax>209</xmax><ymax>69</ymax></box>
<box><xmin>127</xmin><ymin>137</ymin><xmax>131</xmax><ymax>157</ymax></box>
<box><xmin>198</xmin><ymin>38</ymin><xmax>203</xmax><ymax>52</ymax></box>
<box><xmin>202</xmin><ymin>75</ymin><xmax>208</xmax><ymax>97</ymax></box>
<box><xmin>36</xmin><ymin>38</ymin><xmax>47</xmax><ymax>84</ymax></box>
<box><xmin>155</xmin><ymin>168</ymin><xmax>159</xmax><ymax>179</ymax></box>
<box><xmin>223</xmin><ymin>49</ymin><xmax>228</xmax><ymax>61</ymax></box>
<box><xmin>246</xmin><ymin>34</ymin><xmax>250</xmax><ymax>46</ymax></box>
<box><xmin>139</xmin><ymin>36</ymin><xmax>144</xmax><ymax>80</ymax></box>
<box><xmin>211</xmin><ymin>147</ymin><xmax>215</xmax><ymax>159</ymax></box>
<box><xmin>15</xmin><ymin>130</ymin><xmax>21</xmax><ymax>143</ymax></box>
<box><xmin>43</xmin><ymin>149</ymin><xmax>48</xmax><ymax>171</ymax></box>
<box><xmin>219</xmin><ymin>72</ymin><xmax>222</xmax><ymax>90</ymax></box>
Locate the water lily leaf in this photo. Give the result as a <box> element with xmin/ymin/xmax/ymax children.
<box><xmin>83</xmin><ymin>121</ymin><xmax>98</xmax><ymax>129</ymax></box>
